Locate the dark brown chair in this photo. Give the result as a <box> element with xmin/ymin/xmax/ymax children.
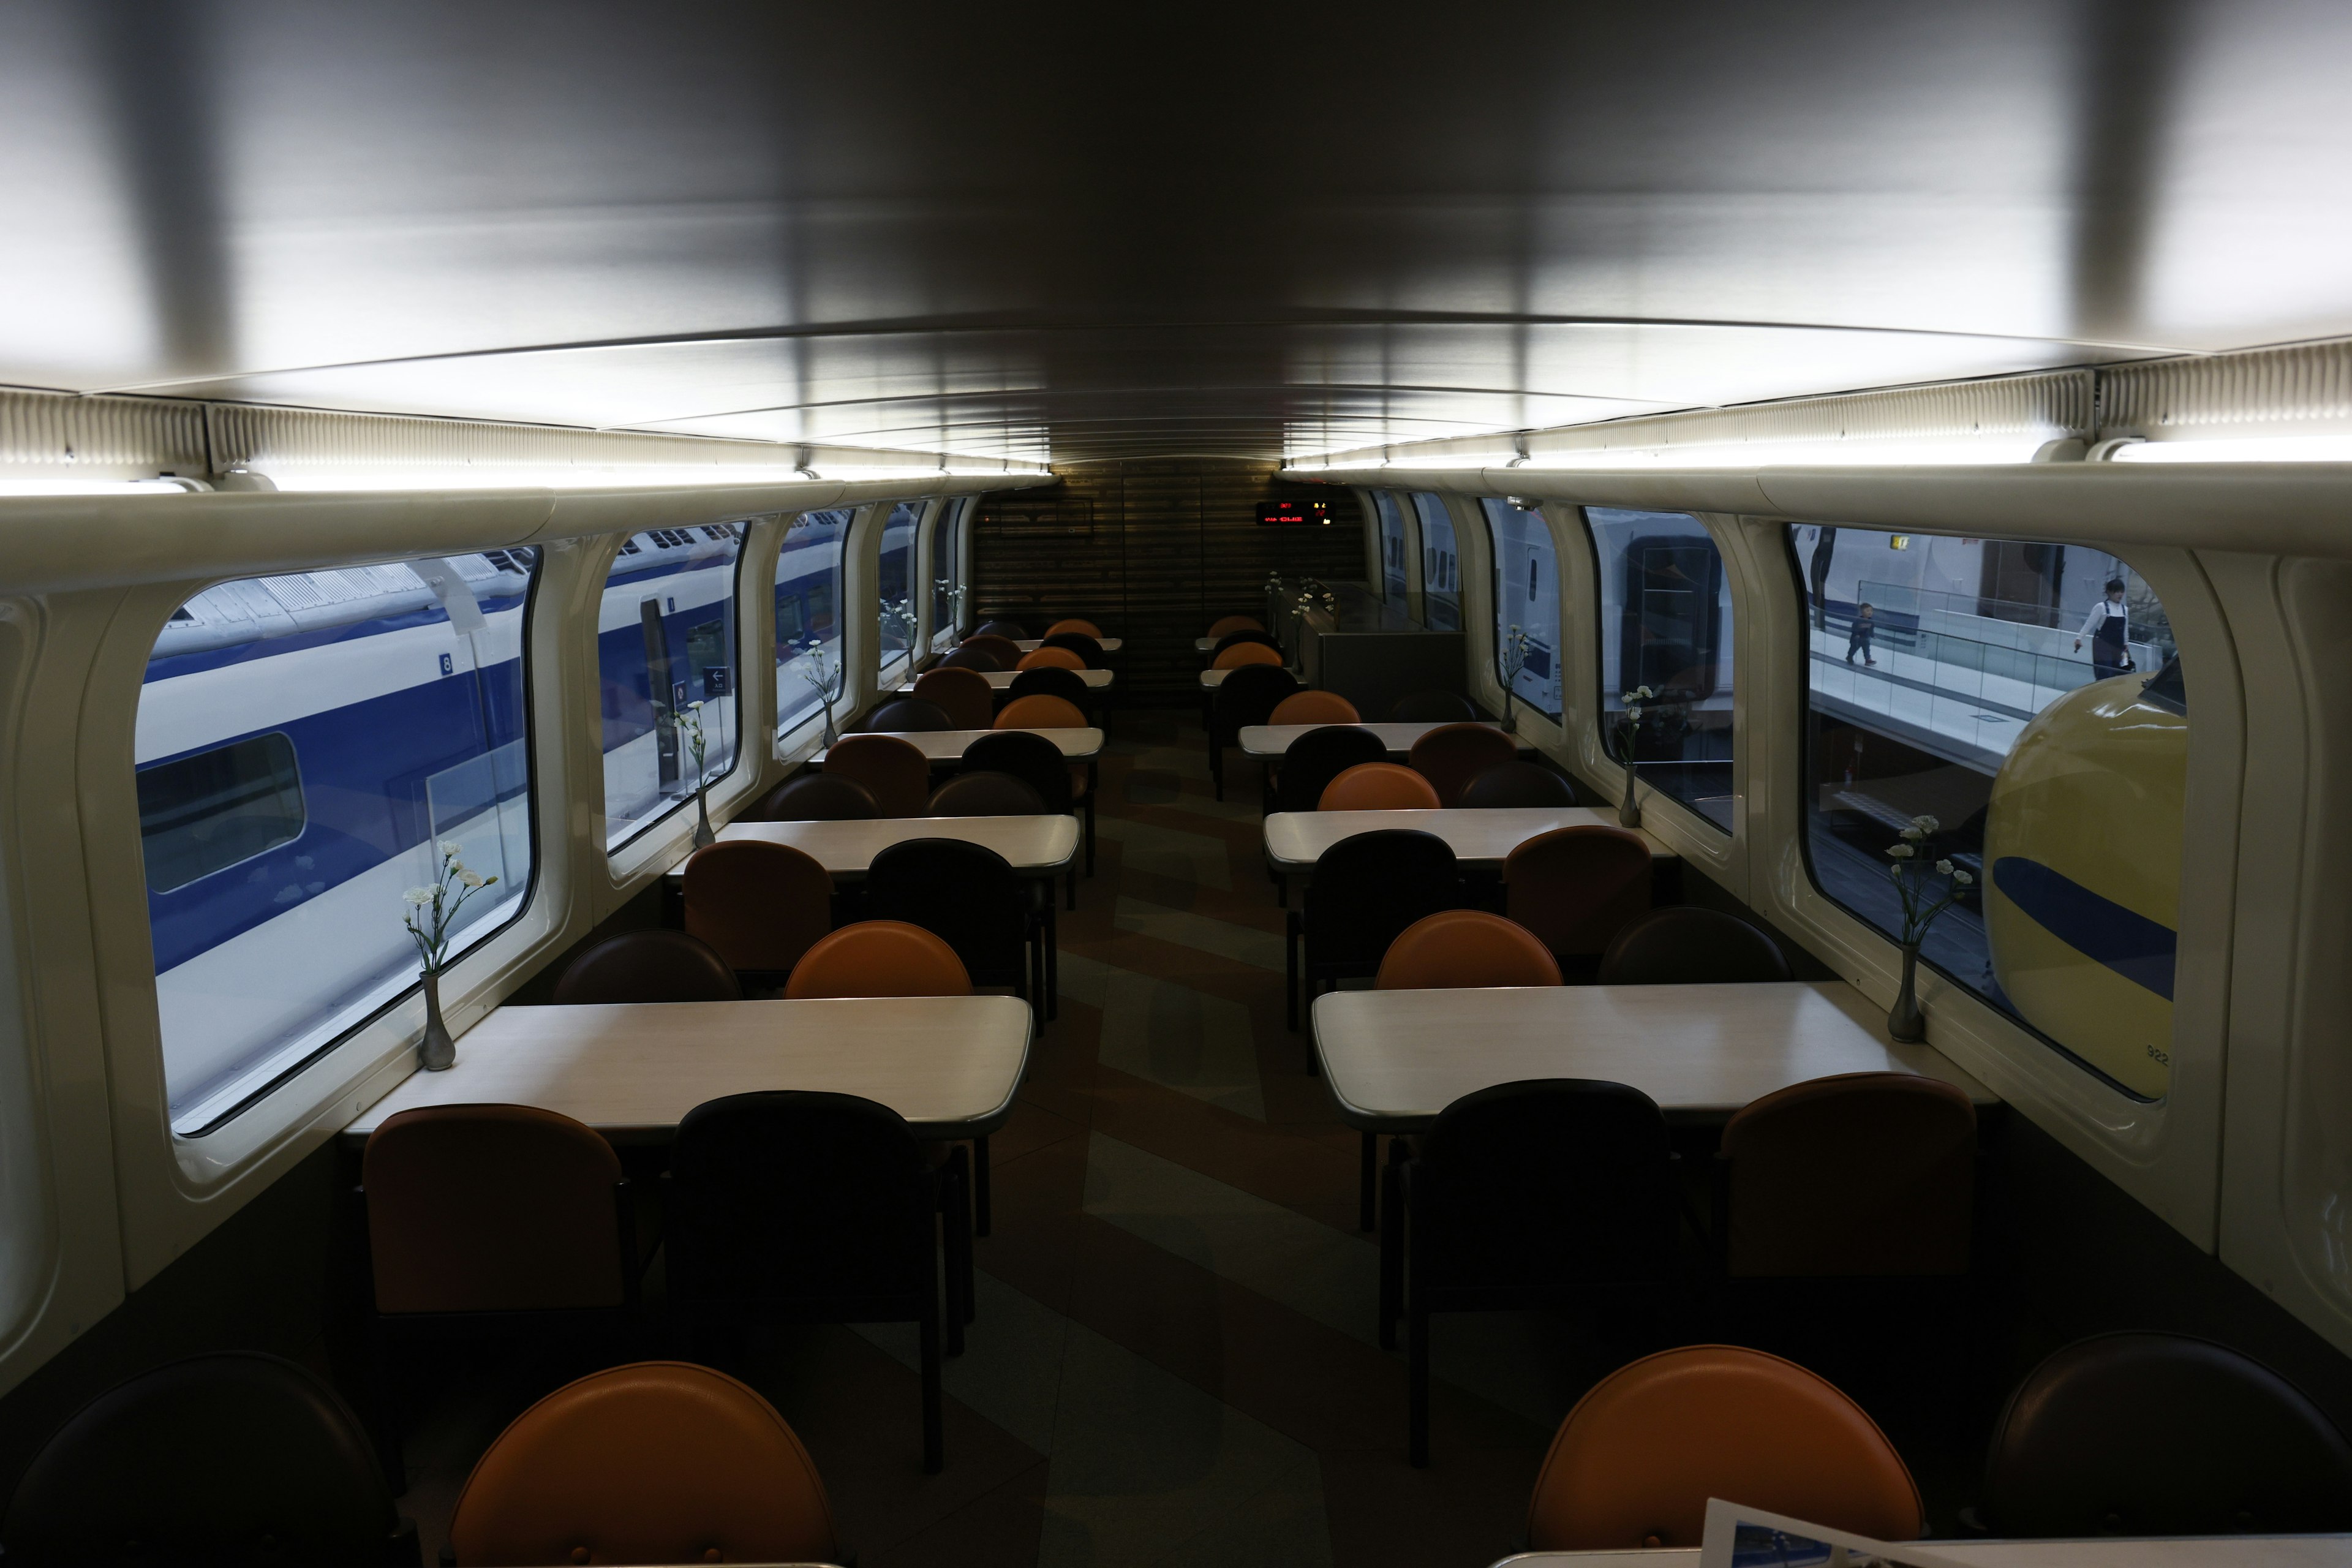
<box><xmin>965</xmin><ymin>727</ymin><xmax>1087</xmax><ymax>899</ymax></box>
<box><xmin>549</xmin><ymin>930</ymin><xmax>743</xmax><ymax>1005</ymax></box>
<box><xmin>1979</xmin><ymin>1332</ymin><xmax>2352</xmax><ymax>1537</ymax></box>
<box><xmin>935</xmin><ymin>643</ymin><xmax>1004</xmax><ymax>673</ymax></box>
<box><xmin>1719</xmin><ymin>1072</ymin><xmax>1974</xmax><ymax>1278</ymax></box>
<box><xmin>1040</xmin><ymin>631</ymin><xmax>1106</xmax><ymax>667</ymax></box>
<box><xmin>860</xmin><ymin>696</ymin><xmax>954</xmax><ymax>733</ymax></box>
<box><xmin>974</xmin><ymin>617</ymin><xmax>1029</xmax><ymax>638</ymax></box>
<box><xmin>1208</xmin><ymin>663</ymin><xmax>1300</xmax><ymax>800</ymax></box>
<box><xmin>1459</xmin><ymin>760</ymin><xmax>1579</xmax><ymax>809</ymax></box>
<box><xmin>749</xmin><ymin>771</ymin><xmax>880</xmax><ymax>821</ymax></box>
<box><xmin>361</xmin><ymin>1105</ymin><xmax>642</xmax><ymax>1484</ymax></box>
<box><xmin>823</xmin><ymin>732</ymin><xmax>933</xmax><ymax>817</ymax></box>
<box><xmin>1527</xmin><ymin>1345</ymin><xmax>1923</xmax><ymax>1548</ymax></box>
<box><xmin>961</xmin><ymin>633</ymin><xmax>1024</xmax><ymax>669</ymax></box>
<box><xmin>1599</xmin><ymin>907</ymin><xmax>1792</xmax><ymax>985</ymax></box>
<box><xmin>928</xmin><ymin>769</ymin><xmax>1047</xmax><ymax>816</ymax></box>
<box><xmin>1504</xmin><ymin>826</ymin><xmax>1654</xmax><ymax>976</ymax></box>
<box><xmin>448</xmin><ymin>1362</ymin><xmax>841</xmax><ymax>1566</ymax></box>
<box><xmin>1210</xmin><ymin>628</ymin><xmax>1282</xmax><ymax>660</ymax></box>
<box><xmin>912</xmin><ymin>665</ymin><xmax>997</xmax><ymax>729</ymax></box>
<box><xmin>1408</xmin><ymin>722</ymin><xmax>1519</xmax><ymax>807</ymax></box>
<box><xmin>682</xmin><ymin>840</ymin><xmax>835</xmax><ymax>983</ymax></box>
<box><xmin>1271</xmin><ymin>725</ymin><xmax>1389</xmax><ymax>814</ymax></box>
<box><xmin>1389</xmin><ymin>690</ymin><xmax>1476</xmax><ymax>723</ymax></box>
<box><xmin>1006</xmin><ymin>665</ymin><xmax>1091</xmax><ymax>710</ymax></box>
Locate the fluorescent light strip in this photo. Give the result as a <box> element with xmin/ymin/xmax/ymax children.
<box><xmin>257</xmin><ymin>462</ymin><xmax>1045</xmax><ymax>493</ymax></box>
<box><xmin>2106</xmin><ymin>435</ymin><xmax>2352</xmax><ymax>463</ymax></box>
<box><xmin>1289</xmin><ymin>436</ymin><xmax>2052</xmax><ymax>473</ymax></box>
<box><xmin>0</xmin><ymin>477</ymin><xmax>210</xmax><ymax>496</ymax></box>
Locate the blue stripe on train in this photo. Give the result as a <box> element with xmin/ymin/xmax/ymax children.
<box><xmin>1991</xmin><ymin>856</ymin><xmax>2177</xmax><ymax>1001</ymax></box>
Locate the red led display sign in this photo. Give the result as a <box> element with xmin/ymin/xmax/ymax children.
<box><xmin>1256</xmin><ymin>500</ymin><xmax>1332</xmax><ymax>526</ymax></box>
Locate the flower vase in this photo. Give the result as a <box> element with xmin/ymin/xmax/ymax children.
<box><xmin>418</xmin><ymin>970</ymin><xmax>456</xmax><ymax>1071</ymax></box>
<box><xmin>1888</xmin><ymin>940</ymin><xmax>1926</xmax><ymax>1042</ymax></box>
<box><xmin>692</xmin><ymin>786</ymin><xmax>715</xmax><ymax>848</ymax></box>
<box><xmin>1498</xmin><ymin>692</ymin><xmax>1518</xmax><ymax>734</ymax></box>
<box><xmin>821</xmin><ymin>706</ymin><xmax>838</xmax><ymax>749</ymax></box>
<box><xmin>1617</xmin><ymin>762</ymin><xmax>1642</xmax><ymax>829</ymax></box>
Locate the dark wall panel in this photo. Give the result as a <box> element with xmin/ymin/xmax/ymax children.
<box><xmin>971</xmin><ymin>461</ymin><xmax>1363</xmax><ymax>701</ymax></box>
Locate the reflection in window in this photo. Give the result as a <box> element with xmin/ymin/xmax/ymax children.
<box><xmin>1588</xmin><ymin>508</ymin><xmax>1735</xmax><ymax>832</ymax></box>
<box><xmin>877</xmin><ymin>500</ymin><xmax>921</xmax><ymax>687</ymax></box>
<box><xmin>1374</xmin><ymin>492</ymin><xmax>1409</xmax><ymax>601</ymax></box>
<box><xmin>930</xmin><ymin>497</ymin><xmax>967</xmax><ymax>650</ymax></box>
<box><xmin>1480</xmin><ymin>498</ymin><xmax>1562</xmax><ymax>717</ymax></box>
<box><xmin>137</xmin><ymin>550</ymin><xmax>538</xmax><ymax>1132</ymax></box>
<box><xmin>598</xmin><ymin>525</ymin><xmax>744</xmax><ymax>852</ymax></box>
<box><xmin>1412</xmin><ymin>492</ymin><xmax>1461</xmax><ymax>630</ymax></box>
<box><xmin>777</xmin><ymin>509</ymin><xmax>850</xmax><ymax>741</ymax></box>
<box><xmin>1793</xmin><ymin>523</ymin><xmax>2185</xmax><ymax>1098</ymax></box>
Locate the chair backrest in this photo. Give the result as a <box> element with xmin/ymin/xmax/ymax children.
<box><xmin>1408</xmin><ymin>722</ymin><xmax>1520</xmax><ymax>807</ymax></box>
<box><xmin>1982</xmin><ymin>1333</ymin><xmax>2352</xmax><ymax>1537</ymax></box>
<box><xmin>1040</xmin><ymin>631</ymin><xmax>1106</xmax><ymax>666</ymax></box>
<box><xmin>973</xmin><ymin>617</ymin><xmax>1029</xmax><ymax>639</ymax></box>
<box><xmin>551</xmin><ymin>929</ymin><xmax>744</xmax><ymax>1005</ymax></box>
<box><xmin>1319</xmin><ymin>761</ymin><xmax>1442</xmax><ymax>811</ymax></box>
<box><xmin>748</xmin><ymin>771</ymin><xmax>880</xmax><ymax>822</ymax></box>
<box><xmin>927</xmin><ymin>769</ymin><xmax>1047</xmax><ymax>816</ymax></box>
<box><xmin>666</xmin><ymin>1091</ymin><xmax>933</xmax><ymax>1308</ymax></box>
<box><xmin>782</xmin><ymin>919</ymin><xmax>973</xmax><ymax>999</ymax></box>
<box><xmin>1599</xmin><ymin>907</ymin><xmax>1792</xmax><ymax>984</ymax></box>
<box><xmin>1274</xmin><ymin>725</ymin><xmax>1390</xmax><ymax>812</ymax></box>
<box><xmin>862</xmin><ymin>839</ymin><xmax>1027</xmax><ymax>981</ymax></box>
<box><xmin>1</xmin><ymin>1352</ymin><xmax>404</xmax><ymax>1567</ymax></box>
<box><xmin>1206</xmin><ymin>613</ymin><xmax>1264</xmax><ymax>639</ymax></box>
<box><xmin>1376</xmin><ymin>910</ymin><xmax>1561</xmax><ymax>989</ymax></box>
<box><xmin>960</xmin><ymin>633</ymin><xmax>1024</xmax><ymax>668</ymax></box>
<box><xmin>682</xmin><ymin>840</ymin><xmax>835</xmax><ymax>973</ymax></box>
<box><xmin>448</xmin><ymin>1362</ymin><xmax>837</xmax><ymax>1568</ymax></box>
<box><xmin>1304</xmin><ymin>829</ymin><xmax>1463</xmax><ymax>963</ymax></box>
<box><xmin>1526</xmin><ymin>1344</ymin><xmax>1923</xmax><ymax>1550</ymax></box>
<box><xmin>1006</xmin><ymin>666</ymin><xmax>1091</xmax><ymax>708</ymax></box>
<box><xmin>859</xmin><ymin>696</ymin><xmax>954</xmax><ymax>733</ymax></box>
<box><xmin>822</xmin><ymin>733</ymin><xmax>932</xmax><ymax>817</ymax></box>
<box><xmin>364</xmin><ymin>1104</ymin><xmax>626</xmax><ymax>1314</ymax></box>
<box><xmin>911</xmin><ymin>666</ymin><xmax>997</xmax><ymax>729</ymax></box>
<box><xmin>1721</xmin><ymin>1072</ymin><xmax>1974</xmax><ymax>1278</ymax></box>
<box><xmin>961</xmin><ymin>729</ymin><xmax>1074</xmax><ymax>813</ymax></box>
<box><xmin>1389</xmin><ymin>689</ymin><xmax>1477</xmax><ymax>722</ymax></box>
<box><xmin>1213</xmin><ymin>640</ymin><xmax>1286</xmax><ymax>670</ymax></box>
<box><xmin>1269</xmin><ymin>690</ymin><xmax>1360</xmax><ymax>726</ymax></box>
<box><xmin>1460</xmin><ymin>760</ymin><xmax>1578</xmax><ymax>809</ymax></box>
<box><xmin>1210</xmin><ymin>663</ymin><xmax>1300</xmax><ymax>734</ymax></box>
<box><xmin>1017</xmin><ymin>645</ymin><xmax>1086</xmax><ymax>671</ymax></box>
<box><xmin>1415</xmin><ymin>1078</ymin><xmax>1675</xmax><ymax>1292</ymax></box>
<box><xmin>1044</xmin><ymin>617</ymin><xmax>1101</xmax><ymax>638</ymax></box>
<box><xmin>935</xmin><ymin>643</ymin><xmax>1004</xmax><ymax>673</ymax></box>
<box><xmin>997</xmin><ymin>693</ymin><xmax>1088</xmax><ymax>729</ymax></box>
<box><xmin>1504</xmin><ymin>825</ymin><xmax>1654</xmax><ymax>956</ymax></box>
<box><xmin>1211</xmin><ymin>628</ymin><xmax>1282</xmax><ymax>658</ymax></box>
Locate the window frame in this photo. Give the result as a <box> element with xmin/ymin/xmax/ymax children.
<box><xmin>1411</xmin><ymin>491</ymin><xmax>1462</xmax><ymax>631</ymax></box>
<box><xmin>774</xmin><ymin>507</ymin><xmax>853</xmax><ymax>750</ymax></box>
<box><xmin>929</xmin><ymin>496</ymin><xmax>966</xmax><ymax>653</ymax></box>
<box><xmin>1478</xmin><ymin>496</ymin><xmax>1566</xmax><ymax>720</ymax></box>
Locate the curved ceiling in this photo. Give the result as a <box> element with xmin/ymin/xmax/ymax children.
<box><xmin>4</xmin><ymin>0</ymin><xmax>2348</xmax><ymax>464</ymax></box>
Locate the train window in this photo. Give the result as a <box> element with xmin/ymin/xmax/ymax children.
<box><xmin>1791</xmin><ymin>523</ymin><xmax>2185</xmax><ymax>1099</ymax></box>
<box><xmin>1374</xmin><ymin>491</ymin><xmax>1409</xmax><ymax>601</ymax></box>
<box><xmin>877</xmin><ymin>500</ymin><xmax>921</xmax><ymax>686</ymax></box>
<box><xmin>598</xmin><ymin>524</ymin><xmax>745</xmax><ymax>853</ymax></box>
<box><xmin>137</xmin><ymin>550</ymin><xmax>539</xmax><ymax>1134</ymax></box>
<box><xmin>930</xmin><ymin>497</ymin><xmax>966</xmax><ymax>650</ymax></box>
<box><xmin>1587</xmin><ymin>508</ymin><xmax>1736</xmax><ymax>832</ymax></box>
<box><xmin>777</xmin><ymin>508</ymin><xmax>850</xmax><ymax>742</ymax></box>
<box><xmin>1412</xmin><ymin>492</ymin><xmax>1461</xmax><ymax>630</ymax></box>
<box><xmin>1479</xmin><ymin>498</ymin><xmax>1563</xmax><ymax>718</ymax></box>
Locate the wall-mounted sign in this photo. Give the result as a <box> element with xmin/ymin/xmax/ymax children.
<box><xmin>1257</xmin><ymin>499</ymin><xmax>1333</xmax><ymax>526</ymax></box>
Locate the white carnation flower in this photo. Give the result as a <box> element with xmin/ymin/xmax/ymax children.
<box><xmin>1899</xmin><ymin>826</ymin><xmax>1925</xmax><ymax>842</ymax></box>
<box><xmin>1910</xmin><ymin>815</ymin><xmax>1939</xmax><ymax>833</ymax></box>
<box><xmin>1936</xmin><ymin>858</ymin><xmax>1954</xmax><ymax>875</ymax></box>
<box><xmin>457</xmin><ymin>869</ymin><xmax>485</xmax><ymax>888</ymax></box>
<box><xmin>438</xmin><ymin>839</ymin><xmax>465</xmax><ymax>857</ymax></box>
<box><xmin>1888</xmin><ymin>843</ymin><xmax>1915</xmax><ymax>859</ymax></box>
<box><xmin>1953</xmin><ymin>869</ymin><xmax>1975</xmax><ymax>886</ymax></box>
<box><xmin>1637</xmin><ymin>685</ymin><xmax>1656</xmax><ymax>699</ymax></box>
<box><xmin>404</xmin><ymin>888</ymin><xmax>435</xmax><ymax>907</ymax></box>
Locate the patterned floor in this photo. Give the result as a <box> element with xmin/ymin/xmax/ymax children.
<box><xmin>396</xmin><ymin>709</ymin><xmax>1964</xmax><ymax>1565</ymax></box>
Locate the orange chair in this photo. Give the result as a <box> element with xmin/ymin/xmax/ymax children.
<box><xmin>1409</xmin><ymin>722</ymin><xmax>1519</xmax><ymax>807</ymax></box>
<box><xmin>1268</xmin><ymin>690</ymin><xmax>1360</xmax><ymax>726</ymax></box>
<box><xmin>911</xmin><ymin>665</ymin><xmax>996</xmax><ymax>729</ymax></box>
<box><xmin>960</xmin><ymin>633</ymin><xmax>1023</xmax><ymax>669</ymax></box>
<box><xmin>1376</xmin><ymin>910</ymin><xmax>1561</xmax><ymax>990</ymax></box>
<box><xmin>1213</xmin><ymin>641</ymin><xmax>1286</xmax><ymax>670</ymax></box>
<box><xmin>1017</xmin><ymin>645</ymin><xmax>1087</xmax><ymax>671</ymax></box>
<box><xmin>448</xmin><ymin>1362</ymin><xmax>840</xmax><ymax>1567</ymax></box>
<box><xmin>1207</xmin><ymin>614</ymin><xmax>1264</xmax><ymax>639</ymax></box>
<box><xmin>823</xmin><ymin>732</ymin><xmax>932</xmax><ymax>817</ymax></box>
<box><xmin>1503</xmin><ymin>825</ymin><xmax>1653</xmax><ymax>972</ymax></box>
<box><xmin>1044</xmin><ymin>617</ymin><xmax>1101</xmax><ymax>639</ymax></box>
<box><xmin>682</xmin><ymin>840</ymin><xmax>834</xmax><ymax>981</ymax></box>
<box><xmin>1526</xmin><ymin>1345</ymin><xmax>1923</xmax><ymax>1550</ymax></box>
<box><xmin>783</xmin><ymin>920</ymin><xmax>972</xmax><ymax>999</ymax></box>
<box><xmin>1319</xmin><ymin>762</ymin><xmax>1442</xmax><ymax>811</ymax></box>
<box><xmin>997</xmin><ymin>693</ymin><xmax>1088</xmax><ymax>730</ymax></box>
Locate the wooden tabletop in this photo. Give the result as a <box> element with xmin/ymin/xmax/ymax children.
<box><xmin>1262</xmin><ymin>806</ymin><xmax>1671</xmax><ymax>870</ymax></box>
<box><xmin>814</xmin><ymin>727</ymin><xmax>1103</xmax><ymax>762</ymax></box>
<box><xmin>1238</xmin><ymin>722</ymin><xmax>1528</xmax><ymax>759</ymax></box>
<box><xmin>1313</xmin><ymin>980</ymin><xmax>1994</xmax><ymax>1132</ymax></box>
<box><xmin>1016</xmin><ymin>637</ymin><xmax>1122</xmax><ymax>652</ymax></box>
<box><xmin>666</xmin><ymin>815</ymin><xmax>1080</xmax><ymax>881</ymax></box>
<box><xmin>900</xmin><ymin>668</ymin><xmax>1114</xmax><ymax>690</ymax></box>
<box><xmin>345</xmin><ymin>995</ymin><xmax>1035</xmax><ymax>1142</ymax></box>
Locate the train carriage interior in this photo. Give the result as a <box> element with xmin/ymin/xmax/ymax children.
<box><xmin>7</xmin><ymin>2</ymin><xmax>2352</xmax><ymax>1564</ymax></box>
